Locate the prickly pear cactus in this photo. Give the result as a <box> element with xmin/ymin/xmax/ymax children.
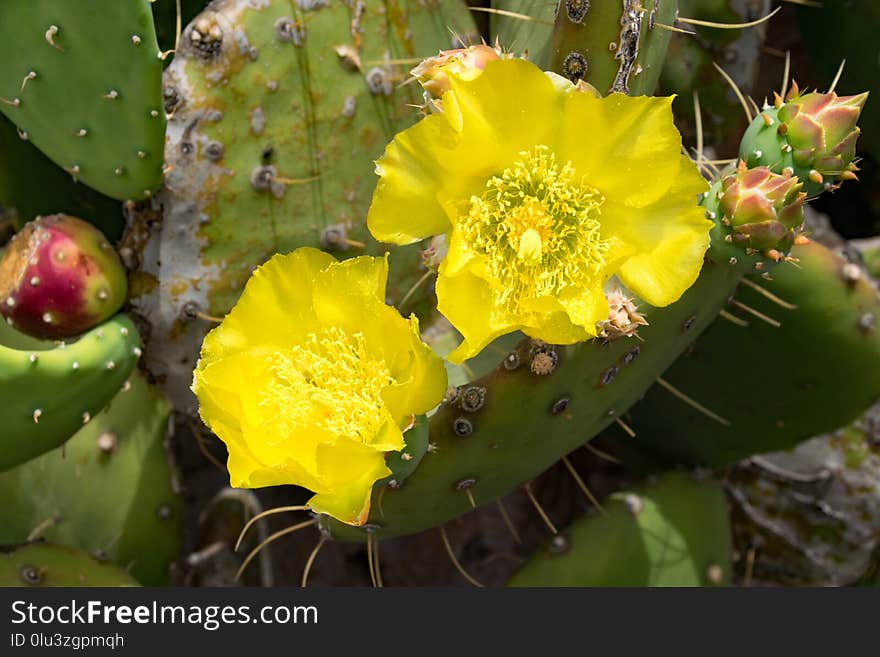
<box><xmin>605</xmin><ymin>241</ymin><xmax>880</xmax><ymax>468</ymax></box>
<box><xmin>0</xmin><ymin>543</ymin><xmax>139</xmax><ymax>587</ymax></box>
<box><xmin>508</xmin><ymin>472</ymin><xmax>732</xmax><ymax>586</ymax></box>
<box><xmin>0</xmin><ymin>373</ymin><xmax>181</xmax><ymax>585</ymax></box>
<box><xmin>0</xmin><ymin>0</ymin><xmax>165</xmax><ymax>200</ymax></box>
<box><xmin>2</xmin><ymin>0</ymin><xmax>877</xmax><ymax>589</ymax></box>
<box><xmin>543</xmin><ymin>0</ymin><xmax>677</xmax><ymax>94</ymax></box>
<box><xmin>131</xmin><ymin>0</ymin><xmax>477</xmax><ymax>410</ymax></box>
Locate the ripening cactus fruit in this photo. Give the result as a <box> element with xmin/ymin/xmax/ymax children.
<box><xmin>740</xmin><ymin>84</ymin><xmax>868</xmax><ymax>195</ymax></box>
<box><xmin>0</xmin><ymin>215</ymin><xmax>127</xmax><ymax>340</ymax></box>
<box><xmin>713</xmin><ymin>162</ymin><xmax>806</xmax><ymax>254</ymax></box>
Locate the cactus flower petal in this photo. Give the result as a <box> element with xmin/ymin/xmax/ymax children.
<box><xmin>368</xmin><ymin>59</ymin><xmax>711</xmax><ymax>362</ymax></box>
<box><xmin>192</xmin><ymin>248</ymin><xmax>447</xmax><ymax>526</ymax></box>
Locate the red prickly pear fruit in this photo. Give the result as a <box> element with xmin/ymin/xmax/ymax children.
<box><xmin>0</xmin><ymin>214</ymin><xmax>127</xmax><ymax>339</ymax></box>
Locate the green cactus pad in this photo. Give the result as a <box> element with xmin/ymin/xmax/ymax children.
<box><xmin>0</xmin><ymin>314</ymin><xmax>142</xmax><ymax>471</ymax></box>
<box><xmin>508</xmin><ymin>472</ymin><xmax>732</xmax><ymax>586</ymax></box>
<box><xmin>0</xmin><ymin>0</ymin><xmax>165</xmax><ymax>200</ymax></box>
<box><xmin>0</xmin><ymin>373</ymin><xmax>181</xmax><ymax>586</ymax></box>
<box><xmin>324</xmin><ymin>218</ymin><xmax>768</xmax><ymax>540</ymax></box>
<box><xmin>606</xmin><ymin>241</ymin><xmax>880</xmax><ymax>468</ymax></box>
<box><xmin>542</xmin><ymin>0</ymin><xmax>677</xmax><ymax>95</ymax></box>
<box><xmin>0</xmin><ymin>114</ymin><xmax>123</xmax><ymax>241</ymax></box>
<box><xmin>0</xmin><ymin>543</ymin><xmax>139</xmax><ymax>587</ymax></box>
<box><xmin>132</xmin><ymin>0</ymin><xmax>477</xmax><ymax>411</ymax></box>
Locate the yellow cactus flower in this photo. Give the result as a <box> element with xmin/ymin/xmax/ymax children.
<box><xmin>367</xmin><ymin>58</ymin><xmax>712</xmax><ymax>362</ymax></box>
<box><xmin>191</xmin><ymin>248</ymin><xmax>447</xmax><ymax>526</ymax></box>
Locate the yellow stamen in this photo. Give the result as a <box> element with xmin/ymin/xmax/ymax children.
<box><xmin>459</xmin><ymin>145</ymin><xmax>608</xmax><ymax>314</ymax></box>
<box><xmin>262</xmin><ymin>327</ymin><xmax>394</xmax><ymax>442</ymax></box>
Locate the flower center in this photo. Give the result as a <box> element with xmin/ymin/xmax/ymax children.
<box><xmin>460</xmin><ymin>145</ymin><xmax>608</xmax><ymax>311</ymax></box>
<box><xmin>262</xmin><ymin>327</ymin><xmax>394</xmax><ymax>442</ymax></box>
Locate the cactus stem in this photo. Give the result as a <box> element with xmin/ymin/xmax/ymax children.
<box><xmin>523</xmin><ymin>482</ymin><xmax>557</xmax><ymax>534</ymax></box>
<box><xmin>235</xmin><ymin>518</ymin><xmax>317</xmax><ymax>582</ymax></box>
<box><xmin>719</xmin><ymin>309</ymin><xmax>750</xmax><ymax>327</ymax></box>
<box><xmin>729</xmin><ymin>299</ymin><xmax>782</xmax><ymax>328</ymax></box>
<box><xmin>613</xmin><ymin>416</ymin><xmax>637</xmax><ymax>438</ymax></box>
<box><xmin>439</xmin><ymin>525</ymin><xmax>484</xmax><ymax>587</ymax></box>
<box><xmin>656</xmin><ymin>377</ymin><xmax>730</xmax><ymax>426</ymax></box>
<box><xmin>712</xmin><ymin>62</ymin><xmax>754</xmax><ymax>122</ymax></box>
<box><xmin>234</xmin><ymin>504</ymin><xmax>311</xmax><ymax>552</ymax></box>
<box><xmin>301</xmin><ymin>536</ymin><xmax>326</xmax><ymax>588</ymax></box>
<box><xmin>495</xmin><ymin>499</ymin><xmax>521</xmax><ymax>545</ymax></box>
<box><xmin>676</xmin><ymin>7</ymin><xmax>780</xmax><ymax>30</ymax></box>
<box><xmin>561</xmin><ymin>456</ymin><xmax>605</xmax><ymax>515</ymax></box>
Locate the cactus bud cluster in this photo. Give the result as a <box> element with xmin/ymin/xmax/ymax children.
<box><xmin>740</xmin><ymin>84</ymin><xmax>868</xmax><ymax>195</ymax></box>
<box><xmin>715</xmin><ymin>162</ymin><xmax>806</xmax><ymax>254</ymax></box>
<box><xmin>0</xmin><ymin>214</ymin><xmax>127</xmax><ymax>339</ymax></box>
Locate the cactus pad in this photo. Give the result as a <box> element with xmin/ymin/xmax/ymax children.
<box><xmin>0</xmin><ymin>372</ymin><xmax>181</xmax><ymax>586</ymax></box>
<box><xmin>0</xmin><ymin>543</ymin><xmax>139</xmax><ymax>587</ymax></box>
<box><xmin>0</xmin><ymin>314</ymin><xmax>142</xmax><ymax>471</ymax></box>
<box><xmin>0</xmin><ymin>114</ymin><xmax>122</xmax><ymax>240</ymax></box>
<box><xmin>0</xmin><ymin>0</ymin><xmax>165</xmax><ymax>200</ymax></box>
<box><xmin>607</xmin><ymin>241</ymin><xmax>880</xmax><ymax>467</ymax></box>
<box><xmin>508</xmin><ymin>472</ymin><xmax>732</xmax><ymax>586</ymax></box>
